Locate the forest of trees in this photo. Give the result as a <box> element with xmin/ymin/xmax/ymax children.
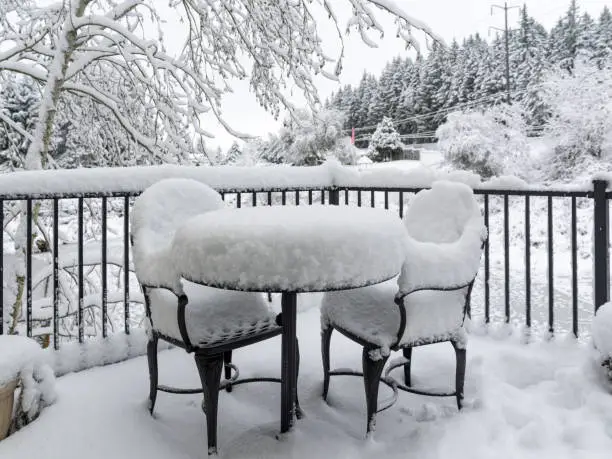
<box><xmin>326</xmin><ymin>1</ymin><xmax>612</xmax><ymax>140</ymax></box>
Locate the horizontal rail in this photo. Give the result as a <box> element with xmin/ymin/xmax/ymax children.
<box><xmin>0</xmin><ymin>186</ymin><xmax>604</xmax><ymax>201</ymax></box>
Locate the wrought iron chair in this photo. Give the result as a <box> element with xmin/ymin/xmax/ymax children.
<box><xmin>320</xmin><ymin>181</ymin><xmax>487</xmax><ymax>435</ymax></box>
<box><xmin>132</xmin><ymin>178</ymin><xmax>294</xmax><ymax>455</ymax></box>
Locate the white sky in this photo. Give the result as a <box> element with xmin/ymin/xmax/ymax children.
<box><xmin>193</xmin><ymin>0</ymin><xmax>611</xmax><ymax>150</ymax></box>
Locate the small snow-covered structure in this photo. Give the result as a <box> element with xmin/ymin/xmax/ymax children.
<box><xmin>321</xmin><ymin>180</ymin><xmax>486</xmax><ymax>436</ymax></box>
<box><xmin>593</xmin><ymin>302</ymin><xmax>612</xmax><ymax>380</ymax></box>
<box><xmin>0</xmin><ymin>335</ymin><xmax>56</xmax><ymax>439</ymax></box>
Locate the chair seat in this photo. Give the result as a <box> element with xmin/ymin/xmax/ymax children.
<box><xmin>321</xmin><ymin>279</ymin><xmax>466</xmax><ymax>352</ymax></box>
<box><xmin>148</xmin><ymin>281</ymin><xmax>279</xmax><ymax>347</ymax></box>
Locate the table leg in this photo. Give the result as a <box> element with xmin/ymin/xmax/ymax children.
<box><xmin>280</xmin><ymin>292</ymin><xmax>297</xmax><ymax>433</ymax></box>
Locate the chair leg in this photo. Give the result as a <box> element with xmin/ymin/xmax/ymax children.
<box><xmin>362</xmin><ymin>347</ymin><xmax>389</xmax><ymax>436</ymax></box>
<box><xmin>223</xmin><ymin>351</ymin><xmax>233</xmax><ymax>393</ymax></box>
<box><xmin>194</xmin><ymin>353</ymin><xmax>224</xmax><ymax>456</ymax></box>
<box><xmin>402</xmin><ymin>347</ymin><xmax>412</xmax><ymax>387</ymax></box>
<box><xmin>295</xmin><ymin>338</ymin><xmax>303</xmax><ymax>419</ymax></box>
<box><xmin>147</xmin><ymin>335</ymin><xmax>158</xmax><ymax>415</ymax></box>
<box><xmin>452</xmin><ymin>341</ymin><xmax>467</xmax><ymax>410</ymax></box>
<box><xmin>321</xmin><ymin>327</ymin><xmax>333</xmax><ymax>401</ymax></box>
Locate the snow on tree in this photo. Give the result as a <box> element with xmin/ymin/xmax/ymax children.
<box><xmin>594</xmin><ymin>6</ymin><xmax>612</xmax><ymax>68</ymax></box>
<box><xmin>538</xmin><ymin>61</ymin><xmax>612</xmax><ymax>181</ymax></box>
<box><xmin>258</xmin><ymin>108</ymin><xmax>355</xmax><ymax>166</ymax></box>
<box><xmin>510</xmin><ymin>5</ymin><xmax>549</xmax><ymax>127</ymax></box>
<box><xmin>0</xmin><ymin>0</ymin><xmax>441</xmax><ymax>172</ymax></box>
<box><xmin>0</xmin><ymin>76</ymin><xmax>39</xmax><ymax>170</ymax></box>
<box><xmin>436</xmin><ymin>104</ymin><xmax>529</xmax><ymax>179</ymax></box>
<box><xmin>225</xmin><ymin>142</ymin><xmax>242</xmax><ymax>165</ymax></box>
<box><xmin>368</xmin><ymin>116</ymin><xmax>404</xmax><ymax>162</ymax></box>
<box><xmin>0</xmin><ymin>0</ymin><xmax>440</xmax><ymax>333</ymax></box>
<box><xmin>548</xmin><ymin>0</ymin><xmax>581</xmax><ymax>73</ymax></box>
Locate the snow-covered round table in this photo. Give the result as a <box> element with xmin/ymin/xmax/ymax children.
<box><xmin>170</xmin><ymin>205</ymin><xmax>408</xmax><ymax>434</ymax></box>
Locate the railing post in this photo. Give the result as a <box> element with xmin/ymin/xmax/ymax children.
<box><xmin>593</xmin><ymin>179</ymin><xmax>609</xmax><ymax>312</ymax></box>
<box><xmin>329</xmin><ymin>187</ymin><xmax>339</xmax><ymax>206</ymax></box>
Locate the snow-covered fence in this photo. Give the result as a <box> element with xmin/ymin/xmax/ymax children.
<box><xmin>0</xmin><ymin>163</ymin><xmax>610</xmax><ymax>353</ymax></box>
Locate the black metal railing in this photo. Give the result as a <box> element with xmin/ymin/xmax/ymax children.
<box><xmin>0</xmin><ymin>180</ymin><xmax>609</xmax><ymax>348</ymax></box>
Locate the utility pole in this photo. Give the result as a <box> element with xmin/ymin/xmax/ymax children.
<box><xmin>491</xmin><ymin>2</ymin><xmax>519</xmax><ymax>104</ymax></box>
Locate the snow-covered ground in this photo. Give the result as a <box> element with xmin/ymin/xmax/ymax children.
<box><xmin>1</xmin><ymin>299</ymin><xmax>611</xmax><ymax>459</ymax></box>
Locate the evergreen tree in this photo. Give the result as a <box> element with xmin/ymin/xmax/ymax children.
<box><xmin>324</xmin><ymin>1</ymin><xmax>610</xmax><ymax>136</ymax></box>
<box><xmin>367</xmin><ymin>116</ymin><xmax>404</xmax><ymax>162</ymax></box>
<box><xmin>367</xmin><ymin>66</ymin><xmax>389</xmax><ymax>126</ymax></box>
<box><xmin>475</xmin><ymin>34</ymin><xmax>507</xmax><ymax>105</ymax></box>
<box><xmin>511</xmin><ymin>5</ymin><xmax>549</xmax><ymax>126</ymax></box>
<box><xmin>394</xmin><ymin>58</ymin><xmax>420</xmax><ymax>135</ymax></box>
<box><xmin>225</xmin><ymin>141</ymin><xmax>242</xmax><ymax>164</ymax></box>
<box><xmin>594</xmin><ymin>6</ymin><xmax>612</xmax><ymax>67</ymax></box>
<box><xmin>549</xmin><ymin>0</ymin><xmax>580</xmax><ymax>72</ymax></box>
<box><xmin>577</xmin><ymin>12</ymin><xmax>597</xmax><ymax>60</ymax></box>
<box><xmin>417</xmin><ymin>42</ymin><xmax>447</xmax><ymax>130</ymax></box>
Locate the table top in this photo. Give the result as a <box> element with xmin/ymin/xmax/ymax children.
<box><xmin>170</xmin><ymin>205</ymin><xmax>407</xmax><ymax>293</ymax></box>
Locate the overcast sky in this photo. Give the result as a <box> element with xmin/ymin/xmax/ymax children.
<box><xmin>202</xmin><ymin>0</ymin><xmax>610</xmax><ymax>151</ymax></box>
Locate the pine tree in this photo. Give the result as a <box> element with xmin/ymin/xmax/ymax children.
<box><xmin>394</xmin><ymin>58</ymin><xmax>420</xmax><ymax>135</ymax></box>
<box><xmin>367</xmin><ymin>116</ymin><xmax>404</xmax><ymax>162</ymax></box>
<box><xmin>225</xmin><ymin>141</ymin><xmax>242</xmax><ymax>164</ymax></box>
<box><xmin>577</xmin><ymin>12</ymin><xmax>597</xmax><ymax>60</ymax></box>
<box><xmin>549</xmin><ymin>0</ymin><xmax>580</xmax><ymax>73</ymax></box>
<box><xmin>475</xmin><ymin>34</ymin><xmax>507</xmax><ymax>106</ymax></box>
<box><xmin>417</xmin><ymin>42</ymin><xmax>447</xmax><ymax>130</ymax></box>
<box><xmin>594</xmin><ymin>6</ymin><xmax>612</xmax><ymax>67</ymax></box>
<box><xmin>510</xmin><ymin>5</ymin><xmax>548</xmax><ymax>126</ymax></box>
<box><xmin>367</xmin><ymin>65</ymin><xmax>390</xmax><ymax>126</ymax></box>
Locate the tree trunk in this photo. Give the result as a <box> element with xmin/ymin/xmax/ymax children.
<box><xmin>24</xmin><ymin>0</ymin><xmax>89</xmax><ymax>170</ymax></box>
<box><xmin>10</xmin><ymin>0</ymin><xmax>90</xmax><ymax>336</ymax></box>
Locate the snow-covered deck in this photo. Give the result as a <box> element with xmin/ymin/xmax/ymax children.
<box><xmin>1</xmin><ymin>299</ymin><xmax>611</xmax><ymax>459</ymax></box>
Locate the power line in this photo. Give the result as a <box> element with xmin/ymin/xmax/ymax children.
<box><xmin>491</xmin><ymin>2</ymin><xmax>520</xmax><ymax>104</ymax></box>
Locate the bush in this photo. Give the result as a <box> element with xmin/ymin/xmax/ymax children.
<box><xmin>539</xmin><ymin>62</ymin><xmax>612</xmax><ymax>181</ymax></box>
<box><xmin>436</xmin><ymin>104</ymin><xmax>530</xmax><ymax>179</ymax></box>
<box><xmin>248</xmin><ymin>108</ymin><xmax>356</xmax><ymax>165</ymax></box>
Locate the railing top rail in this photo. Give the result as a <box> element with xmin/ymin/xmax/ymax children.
<box><xmin>0</xmin><ymin>164</ymin><xmax>607</xmax><ymax>200</ymax></box>
<box><xmin>0</xmin><ymin>186</ymin><xmax>605</xmax><ymax>201</ymax></box>
<box><xmin>337</xmin><ymin>186</ymin><xmax>599</xmax><ymax>198</ymax></box>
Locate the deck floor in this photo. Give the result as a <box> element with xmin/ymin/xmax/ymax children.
<box><xmin>1</xmin><ymin>300</ymin><xmax>611</xmax><ymax>459</ymax></box>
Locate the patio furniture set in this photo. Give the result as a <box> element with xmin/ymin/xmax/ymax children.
<box><xmin>131</xmin><ymin>178</ymin><xmax>487</xmax><ymax>455</ymax></box>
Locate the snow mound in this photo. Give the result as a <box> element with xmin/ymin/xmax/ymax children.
<box><xmin>593</xmin><ymin>302</ymin><xmax>612</xmax><ymax>358</ymax></box>
<box><xmin>171</xmin><ymin>205</ymin><xmax>407</xmax><ymax>292</ymax></box>
<box><xmin>0</xmin><ymin>335</ymin><xmax>56</xmax><ymax>428</ymax></box>
<box><xmin>399</xmin><ymin>181</ymin><xmax>486</xmax><ymax>294</ymax></box>
<box><xmin>131</xmin><ymin>178</ymin><xmax>225</xmax><ymax>292</ymax></box>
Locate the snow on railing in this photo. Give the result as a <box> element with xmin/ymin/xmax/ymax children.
<box><xmin>0</xmin><ymin>159</ymin><xmax>604</xmax><ymax>199</ymax></box>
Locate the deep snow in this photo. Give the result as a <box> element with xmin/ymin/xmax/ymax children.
<box><xmin>1</xmin><ymin>299</ymin><xmax>611</xmax><ymax>459</ymax></box>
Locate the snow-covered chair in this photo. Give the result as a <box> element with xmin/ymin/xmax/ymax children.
<box><xmin>320</xmin><ymin>180</ymin><xmax>487</xmax><ymax>435</ymax></box>
<box><xmin>131</xmin><ymin>178</ymin><xmax>284</xmax><ymax>455</ymax></box>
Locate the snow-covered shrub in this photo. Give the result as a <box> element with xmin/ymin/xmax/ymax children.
<box><xmin>539</xmin><ymin>62</ymin><xmax>612</xmax><ymax>181</ymax></box>
<box><xmin>252</xmin><ymin>108</ymin><xmax>356</xmax><ymax>165</ymax></box>
<box><xmin>436</xmin><ymin>104</ymin><xmax>530</xmax><ymax>179</ymax></box>
<box><xmin>367</xmin><ymin>117</ymin><xmax>404</xmax><ymax>162</ymax></box>
<box><xmin>593</xmin><ymin>303</ymin><xmax>612</xmax><ymax>381</ymax></box>
<box><xmin>0</xmin><ymin>335</ymin><xmax>56</xmax><ymax>436</ymax></box>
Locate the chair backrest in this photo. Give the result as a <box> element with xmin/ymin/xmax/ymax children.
<box><xmin>131</xmin><ymin>178</ymin><xmax>224</xmax><ymax>289</ymax></box>
<box><xmin>404</xmin><ymin>180</ymin><xmax>480</xmax><ymax>244</ymax></box>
